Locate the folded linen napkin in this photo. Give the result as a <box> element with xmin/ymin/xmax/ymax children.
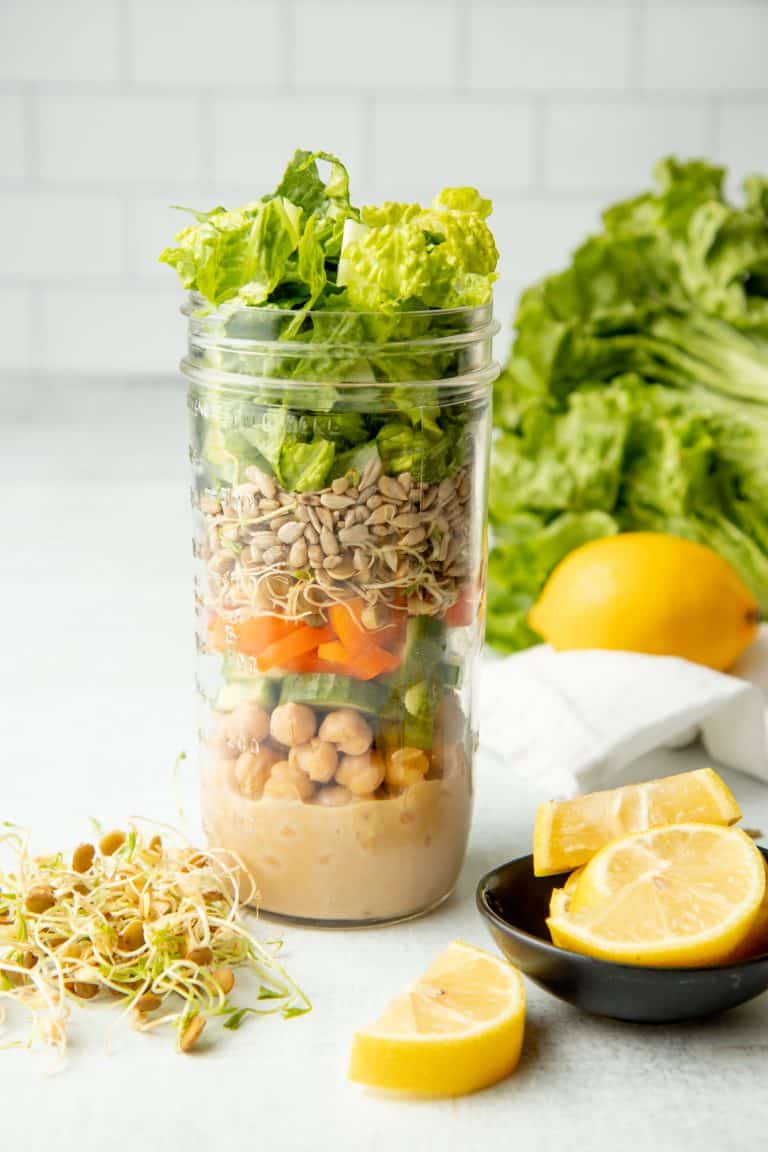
<box><xmin>479</xmin><ymin>642</ymin><xmax>768</xmax><ymax>798</ymax></box>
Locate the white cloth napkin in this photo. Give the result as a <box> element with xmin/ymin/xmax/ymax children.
<box><xmin>479</xmin><ymin>644</ymin><xmax>768</xmax><ymax>798</ymax></box>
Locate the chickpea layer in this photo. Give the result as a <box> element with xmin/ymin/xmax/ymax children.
<box><xmin>219</xmin><ymin>696</ymin><xmax>465</xmax><ymax>804</ymax></box>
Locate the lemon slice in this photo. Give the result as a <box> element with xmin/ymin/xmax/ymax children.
<box><xmin>547</xmin><ymin>823</ymin><xmax>765</xmax><ymax>968</ymax></box>
<box><xmin>728</xmin><ymin>859</ymin><xmax>768</xmax><ymax>962</ymax></box>
<box><xmin>348</xmin><ymin>941</ymin><xmax>525</xmax><ymax>1096</ymax></box>
<box><xmin>534</xmin><ymin>768</ymin><xmax>740</xmax><ymax>877</ymax></box>
<box><xmin>548</xmin><ymin>867</ymin><xmax>584</xmax><ymax>944</ymax></box>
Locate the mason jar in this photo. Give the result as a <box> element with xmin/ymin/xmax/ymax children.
<box><xmin>183</xmin><ymin>297</ymin><xmax>498</xmax><ymax>925</ymax></box>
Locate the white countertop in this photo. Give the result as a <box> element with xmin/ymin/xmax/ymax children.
<box><xmin>2</xmin><ymin>377</ymin><xmax>767</xmax><ymax>1151</ymax></box>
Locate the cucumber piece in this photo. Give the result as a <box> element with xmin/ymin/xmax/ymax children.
<box><xmin>376</xmin><ymin>711</ymin><xmax>435</xmax><ymax>754</ymax></box>
<box><xmin>441</xmin><ymin>660</ymin><xmax>463</xmax><ymax>689</ymax></box>
<box><xmin>279</xmin><ymin>674</ymin><xmax>385</xmax><ymax>715</ymax></box>
<box><xmin>403</xmin><ymin>616</ymin><xmax>446</xmax><ymax>663</ymax></box>
<box><xmin>215</xmin><ymin>678</ymin><xmax>278</xmax><ymax>712</ymax></box>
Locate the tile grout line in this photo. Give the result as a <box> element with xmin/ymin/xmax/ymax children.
<box><xmin>627</xmin><ymin>0</ymin><xmax>646</xmax><ymax>92</ymax></box>
<box><xmin>282</xmin><ymin>0</ymin><xmax>295</xmax><ymax>90</ymax></box>
<box><xmin>530</xmin><ymin>96</ymin><xmax>548</xmax><ymax>193</ymax></box>
<box><xmin>454</xmin><ymin>0</ymin><xmax>469</xmax><ymax>92</ymax></box>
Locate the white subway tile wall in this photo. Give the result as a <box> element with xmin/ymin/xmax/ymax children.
<box><xmin>0</xmin><ymin>0</ymin><xmax>765</xmax><ymax>375</ymax></box>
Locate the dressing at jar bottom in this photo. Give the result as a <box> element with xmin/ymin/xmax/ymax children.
<box><xmin>202</xmin><ymin>754</ymin><xmax>472</xmax><ymax>924</ymax></box>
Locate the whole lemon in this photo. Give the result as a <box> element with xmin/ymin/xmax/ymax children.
<box><xmin>529</xmin><ymin>532</ymin><xmax>759</xmax><ymax>671</ymax></box>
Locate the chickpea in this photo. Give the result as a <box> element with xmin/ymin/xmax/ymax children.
<box><xmin>318</xmin><ymin>709</ymin><xmax>373</xmax><ymax>756</ymax></box>
<box><xmin>234</xmin><ymin>746</ymin><xmax>281</xmax><ymax>798</ymax></box>
<box><xmin>218</xmin><ymin>701</ymin><xmax>271</xmax><ymax>751</ymax></box>
<box><xmin>336</xmin><ymin>751</ymin><xmax>385</xmax><ymax>797</ymax></box>
<box><xmin>269</xmin><ymin>703</ymin><xmax>317</xmax><ymax>748</ymax></box>
<box><xmin>313</xmin><ymin>784</ymin><xmax>356</xmax><ymax>807</ymax></box>
<box><xmin>263</xmin><ymin>761</ymin><xmax>315</xmax><ymax>802</ymax></box>
<box><xmin>386</xmin><ymin>747</ymin><xmax>429</xmax><ymax>791</ymax></box>
<box><xmin>289</xmin><ymin>739</ymin><xmax>338</xmax><ymax>783</ymax></box>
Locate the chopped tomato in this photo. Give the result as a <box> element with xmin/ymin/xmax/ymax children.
<box><xmin>256</xmin><ymin>624</ymin><xmax>335</xmax><ymax>673</ymax></box>
<box><xmin>317</xmin><ymin>638</ymin><xmax>400</xmax><ymax>681</ymax></box>
<box><xmin>317</xmin><ymin>640</ymin><xmax>354</xmax><ymax>665</ymax></box>
<box><xmin>328</xmin><ymin>599</ymin><xmax>405</xmax><ymax>654</ymax></box>
<box><xmin>445</xmin><ymin>588</ymin><xmax>478</xmax><ymax>628</ymax></box>
<box><xmin>349</xmin><ymin>643</ymin><xmax>401</xmax><ymax>680</ymax></box>
<box><xmin>208</xmin><ymin>614</ymin><xmax>295</xmax><ymax>656</ymax></box>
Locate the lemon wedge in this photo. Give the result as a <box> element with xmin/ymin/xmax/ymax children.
<box><xmin>534</xmin><ymin>768</ymin><xmax>740</xmax><ymax>877</ymax></box>
<box><xmin>547</xmin><ymin>823</ymin><xmax>765</xmax><ymax>968</ymax></box>
<box><xmin>348</xmin><ymin>941</ymin><xmax>525</xmax><ymax>1096</ymax></box>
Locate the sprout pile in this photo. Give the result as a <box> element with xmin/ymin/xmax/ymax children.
<box><xmin>0</xmin><ymin>823</ymin><xmax>310</xmax><ymax>1055</ymax></box>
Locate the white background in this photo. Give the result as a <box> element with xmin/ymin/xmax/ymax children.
<box><xmin>1</xmin><ymin>0</ymin><xmax>768</xmax><ymax>373</ymax></box>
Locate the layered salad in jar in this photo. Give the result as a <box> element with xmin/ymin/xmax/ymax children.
<box><xmin>161</xmin><ymin>151</ymin><xmax>499</xmax><ymax>923</ymax></box>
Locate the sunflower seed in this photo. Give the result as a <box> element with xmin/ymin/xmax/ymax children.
<box><xmin>438</xmin><ymin>477</ymin><xmax>456</xmax><ymax>504</ymax></box>
<box><xmin>361</xmin><ymin>455</ymin><xmax>382</xmax><ymax>488</ymax></box>
<box><xmin>320</xmin><ymin>493</ymin><xmax>354</xmax><ymax>510</ymax></box>
<box><xmin>320</xmin><ymin>527</ymin><xmax>339</xmax><ymax>555</ymax></box>
<box><xmin>382</xmin><ymin>547</ymin><xmax>398</xmax><ymax>572</ymax></box>
<box><xmin>244</xmin><ymin>468</ymin><xmax>277</xmax><ymax>500</ymax></box>
<box><xmin>323</xmin><ymin>555</ymin><xmax>343</xmax><ymax>571</ymax></box>
<box><xmin>289</xmin><ymin>539</ymin><xmax>308</xmax><ymax>568</ymax></box>
<box><xmin>308</xmin><ymin>545</ymin><xmax>324</xmax><ymax>564</ymax></box>
<box><xmin>277</xmin><ymin>521</ymin><xmax>305</xmax><ymax>545</ymax></box>
<box><xmin>304</xmin><ymin>525</ymin><xmax>319</xmax><ymax>545</ymax></box>
<box><xmin>331</xmin><ymin>477</ymin><xmax>349</xmax><ymax>495</ymax></box>
<box><xmin>263</xmin><ymin>546</ymin><xmax>286</xmax><ymax>565</ymax></box>
<box><xmin>317</xmin><ymin>508</ymin><xmax>334</xmax><ymax>529</ymax></box>
<box><xmin>338</xmin><ymin>525</ymin><xmax>369</xmax><ymax>546</ymax></box>
<box><xmin>391</xmin><ymin>512</ymin><xmax>421</xmax><ymax>530</ymax></box>
<box><xmin>251</xmin><ymin>531</ymin><xmax>277</xmax><ymax>550</ymax></box>
<box><xmin>400</xmin><ymin>527</ymin><xmax>426</xmax><ymax>547</ymax></box>
<box><xmin>379</xmin><ymin>476</ymin><xmax>407</xmax><ymax>501</ymax></box>
<box><xmin>366</xmin><ymin>504</ymin><xmax>394</xmax><ymax>526</ymax></box>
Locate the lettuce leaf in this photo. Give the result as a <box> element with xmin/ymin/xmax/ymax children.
<box><xmin>338</xmin><ymin>190</ymin><xmax>498</xmax><ymax>313</ymax></box>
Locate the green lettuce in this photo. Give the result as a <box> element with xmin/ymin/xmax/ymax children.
<box><xmin>160</xmin><ymin>151</ymin><xmax>497</xmax><ymax>316</ymax></box>
<box><xmin>338</xmin><ymin>191</ymin><xmax>498</xmax><ymax>313</ymax></box>
<box><xmin>489</xmin><ymin>157</ymin><xmax>768</xmax><ymax>651</ymax></box>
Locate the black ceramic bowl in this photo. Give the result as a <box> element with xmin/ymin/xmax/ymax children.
<box><xmin>477</xmin><ymin>849</ymin><xmax>768</xmax><ymax>1023</ymax></box>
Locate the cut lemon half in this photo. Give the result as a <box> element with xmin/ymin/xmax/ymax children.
<box><xmin>534</xmin><ymin>768</ymin><xmax>740</xmax><ymax>877</ymax></box>
<box><xmin>348</xmin><ymin>941</ymin><xmax>525</xmax><ymax>1097</ymax></box>
<box><xmin>547</xmin><ymin>823</ymin><xmax>765</xmax><ymax>968</ymax></box>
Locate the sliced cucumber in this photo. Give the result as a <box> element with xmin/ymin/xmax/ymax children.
<box><xmin>441</xmin><ymin>659</ymin><xmax>463</xmax><ymax>689</ymax></box>
<box><xmin>214</xmin><ymin>677</ymin><xmax>278</xmax><ymax>713</ymax></box>
<box><xmin>279</xmin><ymin>674</ymin><xmax>385</xmax><ymax>715</ymax></box>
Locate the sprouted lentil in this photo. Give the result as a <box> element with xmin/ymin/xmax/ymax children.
<box><xmin>0</xmin><ymin>822</ymin><xmax>310</xmax><ymax>1055</ymax></box>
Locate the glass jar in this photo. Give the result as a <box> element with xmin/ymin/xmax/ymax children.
<box><xmin>183</xmin><ymin>297</ymin><xmax>498</xmax><ymax>925</ymax></box>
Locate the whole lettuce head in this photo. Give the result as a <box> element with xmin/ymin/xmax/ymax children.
<box><xmin>489</xmin><ymin>156</ymin><xmax>768</xmax><ymax>652</ymax></box>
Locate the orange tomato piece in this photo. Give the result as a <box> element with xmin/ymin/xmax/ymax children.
<box><xmin>350</xmin><ymin>643</ymin><xmax>401</xmax><ymax>680</ymax></box>
<box><xmin>328</xmin><ymin>599</ymin><xmax>405</xmax><ymax>654</ymax></box>
<box><xmin>257</xmin><ymin>624</ymin><xmax>335</xmax><ymax>673</ymax></box>
<box><xmin>445</xmin><ymin>588</ymin><xmax>477</xmax><ymax>628</ymax></box>
<box><xmin>317</xmin><ymin>638</ymin><xmax>400</xmax><ymax>680</ymax></box>
<box><xmin>317</xmin><ymin>640</ymin><xmax>355</xmax><ymax>665</ymax></box>
<box><xmin>208</xmin><ymin>614</ymin><xmax>295</xmax><ymax>656</ymax></box>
